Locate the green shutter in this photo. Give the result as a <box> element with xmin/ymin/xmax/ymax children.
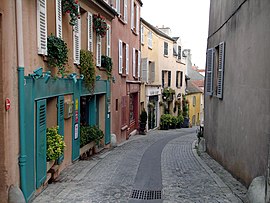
<box><xmin>36</xmin><ymin>99</ymin><xmax>47</xmax><ymax>188</ymax></box>
<box><xmin>57</xmin><ymin>96</ymin><xmax>65</xmax><ymax>164</ymax></box>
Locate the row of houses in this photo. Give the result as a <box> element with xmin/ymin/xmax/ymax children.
<box><xmin>0</xmin><ymin>0</ymin><xmax>196</xmax><ymax>202</ymax></box>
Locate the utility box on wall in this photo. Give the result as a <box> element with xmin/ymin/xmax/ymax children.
<box><xmin>64</xmin><ymin>101</ymin><xmax>74</xmax><ymax>119</ymax></box>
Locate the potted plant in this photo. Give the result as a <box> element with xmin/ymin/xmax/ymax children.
<box><xmin>176</xmin><ymin>114</ymin><xmax>184</xmax><ymax>128</ymax></box>
<box><xmin>101</xmin><ymin>55</ymin><xmax>113</xmax><ymax>78</ymax></box>
<box><xmin>160</xmin><ymin>114</ymin><xmax>172</xmax><ymax>130</ymax></box>
<box><xmin>46</xmin><ymin>126</ymin><xmax>66</xmax><ymax>168</ymax></box>
<box><xmin>93</xmin><ymin>14</ymin><xmax>108</xmax><ymax>38</ymax></box>
<box><xmin>182</xmin><ymin>96</ymin><xmax>189</xmax><ymax>128</ymax></box>
<box><xmin>139</xmin><ymin>108</ymin><xmax>147</xmax><ymax>134</ymax></box>
<box><xmin>62</xmin><ymin>0</ymin><xmax>80</xmax><ymax>26</ymax></box>
<box><xmin>170</xmin><ymin>116</ymin><xmax>178</xmax><ymax>129</ymax></box>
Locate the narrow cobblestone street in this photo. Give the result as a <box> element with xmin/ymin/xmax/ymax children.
<box><xmin>33</xmin><ymin>128</ymin><xmax>246</xmax><ymax>203</ymax></box>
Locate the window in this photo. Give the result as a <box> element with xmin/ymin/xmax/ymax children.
<box><xmin>148</xmin><ymin>31</ymin><xmax>152</xmax><ymax>49</ymax></box>
<box><xmin>119</xmin><ymin>40</ymin><xmax>129</xmax><ymax>75</ymax></box>
<box><xmin>106</xmin><ymin>25</ymin><xmax>111</xmax><ymax>56</ymax></box>
<box><xmin>56</xmin><ymin>0</ymin><xmax>62</xmax><ymax>38</ymax></box>
<box><xmin>206</xmin><ymin>42</ymin><xmax>225</xmax><ymax>99</ymax></box>
<box><xmin>73</xmin><ymin>7</ymin><xmax>81</xmax><ymax>64</ymax></box>
<box><xmin>164</xmin><ymin>42</ymin><xmax>168</xmax><ymax>56</ymax></box>
<box><xmin>193</xmin><ymin>96</ymin><xmax>196</xmax><ymax>106</ymax></box>
<box><xmin>141</xmin><ymin>25</ymin><xmax>144</xmax><ymax>44</ymax></box>
<box><xmin>162</xmin><ymin>70</ymin><xmax>170</xmax><ymax>87</ymax></box>
<box><xmin>133</xmin><ymin>48</ymin><xmax>140</xmax><ymax>78</ymax></box>
<box><xmin>37</xmin><ymin>0</ymin><xmax>47</xmax><ymax>55</ymax></box>
<box><xmin>129</xmin><ymin>94</ymin><xmax>135</xmax><ymax>122</ymax></box>
<box><xmin>121</xmin><ymin>96</ymin><xmax>127</xmax><ymax>127</ymax></box>
<box><xmin>115</xmin><ymin>99</ymin><xmax>118</xmax><ymax>111</ymax></box>
<box><xmin>148</xmin><ymin>61</ymin><xmax>155</xmax><ymax>83</ymax></box>
<box><xmin>176</xmin><ymin>71</ymin><xmax>183</xmax><ymax>88</ymax></box>
<box><xmin>178</xmin><ymin>46</ymin><xmax>181</xmax><ymax>60</ymax></box>
<box><xmin>131</xmin><ymin>0</ymin><xmax>139</xmax><ymax>34</ymax></box>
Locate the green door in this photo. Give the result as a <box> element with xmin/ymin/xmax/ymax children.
<box><xmin>36</xmin><ymin>99</ymin><xmax>47</xmax><ymax>188</ymax></box>
<box><xmin>57</xmin><ymin>96</ymin><xmax>64</xmax><ymax>164</ymax></box>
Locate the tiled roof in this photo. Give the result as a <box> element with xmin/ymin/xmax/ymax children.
<box><xmin>186</xmin><ymin>81</ymin><xmax>203</xmax><ymax>94</ymax></box>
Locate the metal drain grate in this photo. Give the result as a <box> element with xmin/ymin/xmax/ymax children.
<box><xmin>130</xmin><ymin>189</ymin><xmax>162</xmax><ymax>200</ymax></box>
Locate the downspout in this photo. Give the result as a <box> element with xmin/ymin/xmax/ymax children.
<box><xmin>16</xmin><ymin>0</ymin><xmax>27</xmax><ymax>200</ymax></box>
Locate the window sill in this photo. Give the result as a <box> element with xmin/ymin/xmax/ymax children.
<box><xmin>163</xmin><ymin>55</ymin><xmax>169</xmax><ymax>58</ymax></box>
<box><xmin>131</xmin><ymin>29</ymin><xmax>138</xmax><ymax>36</ymax></box>
<box><xmin>118</xmin><ymin>16</ymin><xmax>127</xmax><ymax>25</ymax></box>
<box><xmin>148</xmin><ymin>46</ymin><xmax>152</xmax><ymax>50</ymax></box>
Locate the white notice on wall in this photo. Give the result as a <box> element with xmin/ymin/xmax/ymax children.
<box><xmin>75</xmin><ymin>123</ymin><xmax>79</xmax><ymax>140</ymax></box>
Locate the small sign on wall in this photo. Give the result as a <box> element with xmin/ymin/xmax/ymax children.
<box><xmin>74</xmin><ymin>123</ymin><xmax>78</xmax><ymax>140</ymax></box>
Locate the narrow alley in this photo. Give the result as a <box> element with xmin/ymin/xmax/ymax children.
<box><xmin>33</xmin><ymin>129</ymin><xmax>246</xmax><ymax>202</ymax></box>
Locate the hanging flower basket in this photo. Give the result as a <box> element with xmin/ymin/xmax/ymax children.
<box><xmin>62</xmin><ymin>0</ymin><xmax>80</xmax><ymax>26</ymax></box>
<box><xmin>93</xmin><ymin>14</ymin><xmax>108</xmax><ymax>38</ymax></box>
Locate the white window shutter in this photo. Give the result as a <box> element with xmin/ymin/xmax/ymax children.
<box><xmin>37</xmin><ymin>0</ymin><xmax>47</xmax><ymax>55</ymax></box>
<box><xmin>126</xmin><ymin>44</ymin><xmax>129</xmax><ymax>75</ymax></box>
<box><xmin>106</xmin><ymin>25</ymin><xmax>111</xmax><ymax>57</ymax></box>
<box><xmin>96</xmin><ymin>35</ymin><xmax>101</xmax><ymax>67</ymax></box>
<box><xmin>141</xmin><ymin>58</ymin><xmax>148</xmax><ymax>82</ymax></box>
<box><xmin>119</xmin><ymin>40</ymin><xmax>123</xmax><ymax>74</ymax></box>
<box><xmin>131</xmin><ymin>0</ymin><xmax>134</xmax><ymax>29</ymax></box>
<box><xmin>73</xmin><ymin>11</ymin><xmax>81</xmax><ymax>64</ymax></box>
<box><xmin>217</xmin><ymin>42</ymin><xmax>225</xmax><ymax>99</ymax></box>
<box><xmin>206</xmin><ymin>48</ymin><xmax>214</xmax><ymax>96</ymax></box>
<box><xmin>150</xmin><ymin>62</ymin><xmax>155</xmax><ymax>83</ymax></box>
<box><xmin>136</xmin><ymin>5</ymin><xmax>139</xmax><ymax>34</ymax></box>
<box><xmin>56</xmin><ymin>0</ymin><xmax>62</xmax><ymax>38</ymax></box>
<box><xmin>124</xmin><ymin>0</ymin><xmax>128</xmax><ymax>23</ymax></box>
<box><xmin>132</xmin><ymin>48</ymin><xmax>136</xmax><ymax>77</ymax></box>
<box><xmin>138</xmin><ymin>50</ymin><xmax>141</xmax><ymax>78</ymax></box>
<box><xmin>141</xmin><ymin>25</ymin><xmax>144</xmax><ymax>44</ymax></box>
<box><xmin>116</xmin><ymin>0</ymin><xmax>120</xmax><ymax>13</ymax></box>
<box><xmin>87</xmin><ymin>12</ymin><xmax>93</xmax><ymax>52</ymax></box>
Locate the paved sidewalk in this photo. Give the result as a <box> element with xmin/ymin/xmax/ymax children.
<box><xmin>33</xmin><ymin>128</ymin><xmax>247</xmax><ymax>202</ymax></box>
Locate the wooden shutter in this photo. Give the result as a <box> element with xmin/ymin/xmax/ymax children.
<box><xmin>56</xmin><ymin>0</ymin><xmax>62</xmax><ymax>38</ymax></box>
<box><xmin>141</xmin><ymin>58</ymin><xmax>148</xmax><ymax>82</ymax></box>
<box><xmin>217</xmin><ymin>42</ymin><xmax>225</xmax><ymax>99</ymax></box>
<box><xmin>150</xmin><ymin>62</ymin><xmax>155</xmax><ymax>83</ymax></box>
<box><xmin>36</xmin><ymin>99</ymin><xmax>47</xmax><ymax>188</ymax></box>
<box><xmin>37</xmin><ymin>0</ymin><xmax>47</xmax><ymax>55</ymax></box>
<box><xmin>126</xmin><ymin>44</ymin><xmax>129</xmax><ymax>75</ymax></box>
<box><xmin>119</xmin><ymin>40</ymin><xmax>123</xmax><ymax>74</ymax></box>
<box><xmin>131</xmin><ymin>0</ymin><xmax>134</xmax><ymax>29</ymax></box>
<box><xmin>87</xmin><ymin>12</ymin><xmax>93</xmax><ymax>52</ymax></box>
<box><xmin>73</xmin><ymin>11</ymin><xmax>81</xmax><ymax>64</ymax></box>
<box><xmin>206</xmin><ymin>48</ymin><xmax>214</xmax><ymax>95</ymax></box>
<box><xmin>132</xmin><ymin>48</ymin><xmax>136</xmax><ymax>77</ymax></box>
<box><xmin>180</xmin><ymin>71</ymin><xmax>183</xmax><ymax>87</ymax></box>
<box><xmin>57</xmin><ymin>96</ymin><xmax>64</xmax><ymax>164</ymax></box>
<box><xmin>138</xmin><ymin>50</ymin><xmax>141</xmax><ymax>78</ymax></box>
<box><xmin>96</xmin><ymin>35</ymin><xmax>101</xmax><ymax>67</ymax></box>
<box><xmin>168</xmin><ymin>71</ymin><xmax>171</xmax><ymax>87</ymax></box>
<box><xmin>106</xmin><ymin>25</ymin><xmax>111</xmax><ymax>57</ymax></box>
<box><xmin>124</xmin><ymin>0</ymin><xmax>128</xmax><ymax>23</ymax></box>
<box><xmin>136</xmin><ymin>5</ymin><xmax>139</xmax><ymax>34</ymax></box>
<box><xmin>176</xmin><ymin>71</ymin><xmax>179</xmax><ymax>87</ymax></box>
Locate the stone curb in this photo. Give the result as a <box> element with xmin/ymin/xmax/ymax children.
<box><xmin>191</xmin><ymin>140</ymin><xmax>242</xmax><ymax>202</ymax></box>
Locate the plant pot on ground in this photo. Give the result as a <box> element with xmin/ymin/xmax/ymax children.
<box><xmin>139</xmin><ymin>108</ymin><xmax>147</xmax><ymax>134</ymax></box>
<box><xmin>160</xmin><ymin>114</ymin><xmax>172</xmax><ymax>130</ymax></box>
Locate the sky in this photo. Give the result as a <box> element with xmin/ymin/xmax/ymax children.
<box><xmin>141</xmin><ymin>0</ymin><xmax>210</xmax><ymax>69</ymax></box>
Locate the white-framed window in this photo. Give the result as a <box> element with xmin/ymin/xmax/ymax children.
<box><xmin>124</xmin><ymin>0</ymin><xmax>128</xmax><ymax>23</ymax></box>
<box><xmin>96</xmin><ymin>35</ymin><xmax>102</xmax><ymax>67</ymax></box>
<box><xmin>131</xmin><ymin>0</ymin><xmax>139</xmax><ymax>34</ymax></box>
<box><xmin>148</xmin><ymin>31</ymin><xmax>152</xmax><ymax>49</ymax></box>
<box><xmin>56</xmin><ymin>0</ymin><xmax>62</xmax><ymax>38</ymax></box>
<box><xmin>87</xmin><ymin>12</ymin><xmax>93</xmax><ymax>52</ymax></box>
<box><xmin>131</xmin><ymin>0</ymin><xmax>134</xmax><ymax>29</ymax></box>
<box><xmin>164</xmin><ymin>42</ymin><xmax>168</xmax><ymax>56</ymax></box>
<box><xmin>119</xmin><ymin>39</ymin><xmax>129</xmax><ymax>75</ymax></box>
<box><xmin>141</xmin><ymin>24</ymin><xmax>144</xmax><ymax>44</ymax></box>
<box><xmin>116</xmin><ymin>0</ymin><xmax>120</xmax><ymax>13</ymax></box>
<box><xmin>132</xmin><ymin>48</ymin><xmax>141</xmax><ymax>78</ymax></box>
<box><xmin>37</xmin><ymin>0</ymin><xmax>47</xmax><ymax>55</ymax></box>
<box><xmin>73</xmin><ymin>8</ymin><xmax>81</xmax><ymax>64</ymax></box>
<box><xmin>106</xmin><ymin>25</ymin><xmax>111</xmax><ymax>57</ymax></box>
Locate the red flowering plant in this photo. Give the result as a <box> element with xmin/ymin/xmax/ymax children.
<box><xmin>62</xmin><ymin>0</ymin><xmax>80</xmax><ymax>26</ymax></box>
<box><xmin>93</xmin><ymin>14</ymin><xmax>108</xmax><ymax>38</ymax></box>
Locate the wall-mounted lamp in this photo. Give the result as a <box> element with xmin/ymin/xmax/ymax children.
<box><xmin>44</xmin><ymin>71</ymin><xmax>51</xmax><ymax>83</ymax></box>
<box><xmin>80</xmin><ymin>74</ymin><xmax>84</xmax><ymax>80</ymax></box>
<box><xmin>96</xmin><ymin>75</ymin><xmax>101</xmax><ymax>81</ymax></box>
<box><xmin>29</xmin><ymin>67</ymin><xmax>43</xmax><ymax>79</ymax></box>
<box><xmin>112</xmin><ymin>76</ymin><xmax>116</xmax><ymax>83</ymax></box>
<box><xmin>69</xmin><ymin>73</ymin><xmax>77</xmax><ymax>83</ymax></box>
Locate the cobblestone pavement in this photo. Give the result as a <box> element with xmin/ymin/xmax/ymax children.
<box><xmin>33</xmin><ymin>128</ymin><xmax>246</xmax><ymax>203</ymax></box>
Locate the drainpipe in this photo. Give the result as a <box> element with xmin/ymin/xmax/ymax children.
<box><xmin>16</xmin><ymin>0</ymin><xmax>27</xmax><ymax>201</ymax></box>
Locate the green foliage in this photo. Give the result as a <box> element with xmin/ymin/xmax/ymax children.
<box><xmin>47</xmin><ymin>35</ymin><xmax>68</xmax><ymax>76</ymax></box>
<box><xmin>46</xmin><ymin>126</ymin><xmax>66</xmax><ymax>161</ymax></box>
<box><xmin>182</xmin><ymin>96</ymin><xmax>189</xmax><ymax>118</ymax></box>
<box><xmin>171</xmin><ymin>116</ymin><xmax>178</xmax><ymax>126</ymax></box>
<box><xmin>62</xmin><ymin>0</ymin><xmax>80</xmax><ymax>26</ymax></box>
<box><xmin>160</xmin><ymin>114</ymin><xmax>172</xmax><ymax>127</ymax></box>
<box><xmin>139</xmin><ymin>109</ymin><xmax>148</xmax><ymax>123</ymax></box>
<box><xmin>162</xmin><ymin>88</ymin><xmax>175</xmax><ymax>101</ymax></box>
<box><xmin>80</xmin><ymin>125</ymin><xmax>104</xmax><ymax>147</ymax></box>
<box><xmin>101</xmin><ymin>55</ymin><xmax>113</xmax><ymax>77</ymax></box>
<box><xmin>80</xmin><ymin>50</ymin><xmax>96</xmax><ymax>92</ymax></box>
<box><xmin>177</xmin><ymin>114</ymin><xmax>184</xmax><ymax>126</ymax></box>
<box><xmin>93</xmin><ymin>14</ymin><xmax>108</xmax><ymax>37</ymax></box>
